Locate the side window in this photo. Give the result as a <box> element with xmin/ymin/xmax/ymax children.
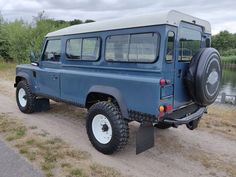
<box><xmin>82</xmin><ymin>38</ymin><xmax>100</xmax><ymax>60</ymax></box>
<box><xmin>105</xmin><ymin>35</ymin><xmax>129</xmax><ymax>61</ymax></box>
<box><xmin>166</xmin><ymin>31</ymin><xmax>175</xmax><ymax>61</ymax></box>
<box><xmin>206</xmin><ymin>38</ymin><xmax>211</xmax><ymax>47</ymax></box>
<box><xmin>105</xmin><ymin>33</ymin><xmax>159</xmax><ymax>62</ymax></box>
<box><xmin>66</xmin><ymin>39</ymin><xmax>82</xmax><ymax>59</ymax></box>
<box><xmin>43</xmin><ymin>40</ymin><xmax>61</xmax><ymax>61</ymax></box>
<box><xmin>178</xmin><ymin>28</ymin><xmax>201</xmax><ymax>61</ymax></box>
<box><xmin>66</xmin><ymin>37</ymin><xmax>100</xmax><ymax>61</ymax></box>
<box><xmin>129</xmin><ymin>33</ymin><xmax>158</xmax><ymax>62</ymax></box>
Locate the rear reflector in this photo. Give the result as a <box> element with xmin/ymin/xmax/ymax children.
<box><xmin>165</xmin><ymin>105</ymin><xmax>173</xmax><ymax>112</ymax></box>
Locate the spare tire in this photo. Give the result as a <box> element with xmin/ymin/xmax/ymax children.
<box><xmin>185</xmin><ymin>48</ymin><xmax>222</xmax><ymax>106</ymax></box>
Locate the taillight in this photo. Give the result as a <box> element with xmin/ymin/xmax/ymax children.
<box><xmin>160</xmin><ymin>79</ymin><xmax>166</xmax><ymax>86</ymax></box>
<box><xmin>165</xmin><ymin>105</ymin><xmax>173</xmax><ymax>112</ymax></box>
<box><xmin>158</xmin><ymin>104</ymin><xmax>173</xmax><ymax>117</ymax></box>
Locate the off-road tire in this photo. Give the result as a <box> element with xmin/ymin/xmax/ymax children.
<box><xmin>86</xmin><ymin>101</ymin><xmax>129</xmax><ymax>154</ymax></box>
<box><xmin>154</xmin><ymin>122</ymin><xmax>171</xmax><ymax>129</ymax></box>
<box><xmin>16</xmin><ymin>80</ymin><xmax>36</xmax><ymax>113</ymax></box>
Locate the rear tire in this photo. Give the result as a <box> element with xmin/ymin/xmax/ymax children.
<box><xmin>86</xmin><ymin>101</ymin><xmax>129</xmax><ymax>154</ymax></box>
<box><xmin>16</xmin><ymin>80</ymin><xmax>36</xmax><ymax>113</ymax></box>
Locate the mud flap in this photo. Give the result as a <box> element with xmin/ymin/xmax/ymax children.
<box><xmin>136</xmin><ymin>122</ymin><xmax>154</xmax><ymax>154</ymax></box>
<box><xmin>35</xmin><ymin>98</ymin><xmax>50</xmax><ymax>112</ymax></box>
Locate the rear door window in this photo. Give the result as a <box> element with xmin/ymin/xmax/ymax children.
<box><xmin>178</xmin><ymin>28</ymin><xmax>201</xmax><ymax>61</ymax></box>
<box><xmin>166</xmin><ymin>31</ymin><xmax>175</xmax><ymax>61</ymax></box>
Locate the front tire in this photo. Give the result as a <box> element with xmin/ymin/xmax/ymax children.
<box><xmin>16</xmin><ymin>80</ymin><xmax>36</xmax><ymax>113</ymax></box>
<box><xmin>86</xmin><ymin>101</ymin><xmax>129</xmax><ymax>154</ymax></box>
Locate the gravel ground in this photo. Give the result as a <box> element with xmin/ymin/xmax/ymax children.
<box><xmin>0</xmin><ymin>78</ymin><xmax>236</xmax><ymax>177</ymax></box>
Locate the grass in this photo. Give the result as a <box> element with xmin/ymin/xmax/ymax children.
<box><xmin>90</xmin><ymin>163</ymin><xmax>122</xmax><ymax>177</ymax></box>
<box><xmin>0</xmin><ymin>113</ymin><xmax>123</xmax><ymax>177</ymax></box>
<box><xmin>221</xmin><ymin>55</ymin><xmax>236</xmax><ymax>64</ymax></box>
<box><xmin>69</xmin><ymin>168</ymin><xmax>86</xmax><ymax>177</ymax></box>
<box><xmin>0</xmin><ymin>61</ymin><xmax>16</xmax><ymax>81</ymax></box>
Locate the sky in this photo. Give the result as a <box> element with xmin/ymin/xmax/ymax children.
<box><xmin>0</xmin><ymin>0</ymin><xmax>236</xmax><ymax>35</ymax></box>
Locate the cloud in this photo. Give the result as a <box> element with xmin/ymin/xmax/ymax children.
<box><xmin>1</xmin><ymin>0</ymin><xmax>236</xmax><ymax>34</ymax></box>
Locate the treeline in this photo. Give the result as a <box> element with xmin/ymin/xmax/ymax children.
<box><xmin>212</xmin><ymin>31</ymin><xmax>236</xmax><ymax>56</ymax></box>
<box><xmin>0</xmin><ymin>12</ymin><xmax>94</xmax><ymax>63</ymax></box>
<box><xmin>0</xmin><ymin>12</ymin><xmax>235</xmax><ymax>63</ymax></box>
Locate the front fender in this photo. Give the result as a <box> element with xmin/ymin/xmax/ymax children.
<box><xmin>14</xmin><ymin>71</ymin><xmax>35</xmax><ymax>93</ymax></box>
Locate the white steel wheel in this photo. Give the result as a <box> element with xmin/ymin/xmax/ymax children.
<box><xmin>86</xmin><ymin>101</ymin><xmax>129</xmax><ymax>154</ymax></box>
<box><xmin>18</xmin><ymin>88</ymin><xmax>27</xmax><ymax>107</ymax></box>
<box><xmin>92</xmin><ymin>114</ymin><xmax>112</xmax><ymax>144</ymax></box>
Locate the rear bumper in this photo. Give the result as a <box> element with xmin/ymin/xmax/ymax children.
<box><xmin>162</xmin><ymin>104</ymin><xmax>206</xmax><ymax>126</ymax></box>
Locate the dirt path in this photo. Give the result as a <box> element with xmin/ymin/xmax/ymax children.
<box><xmin>0</xmin><ymin>78</ymin><xmax>236</xmax><ymax>177</ymax></box>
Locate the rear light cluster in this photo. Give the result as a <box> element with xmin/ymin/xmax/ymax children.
<box><xmin>159</xmin><ymin>105</ymin><xmax>173</xmax><ymax>113</ymax></box>
<box><xmin>159</xmin><ymin>78</ymin><xmax>173</xmax><ymax>117</ymax></box>
<box><xmin>158</xmin><ymin>104</ymin><xmax>172</xmax><ymax>119</ymax></box>
<box><xmin>159</xmin><ymin>79</ymin><xmax>171</xmax><ymax>86</ymax></box>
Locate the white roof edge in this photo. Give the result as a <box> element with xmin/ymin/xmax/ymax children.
<box><xmin>46</xmin><ymin>10</ymin><xmax>211</xmax><ymax>37</ymax></box>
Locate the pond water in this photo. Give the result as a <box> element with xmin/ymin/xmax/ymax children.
<box><xmin>220</xmin><ymin>68</ymin><xmax>236</xmax><ymax>96</ymax></box>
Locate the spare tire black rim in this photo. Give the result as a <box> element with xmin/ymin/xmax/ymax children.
<box><xmin>205</xmin><ymin>56</ymin><xmax>221</xmax><ymax>98</ymax></box>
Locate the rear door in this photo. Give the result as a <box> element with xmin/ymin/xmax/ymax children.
<box><xmin>174</xmin><ymin>22</ymin><xmax>203</xmax><ymax>109</ymax></box>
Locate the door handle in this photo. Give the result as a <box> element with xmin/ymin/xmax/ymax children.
<box><xmin>52</xmin><ymin>75</ymin><xmax>58</xmax><ymax>80</ymax></box>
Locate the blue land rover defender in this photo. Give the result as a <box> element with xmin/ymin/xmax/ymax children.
<box><xmin>15</xmin><ymin>10</ymin><xmax>221</xmax><ymax>154</ymax></box>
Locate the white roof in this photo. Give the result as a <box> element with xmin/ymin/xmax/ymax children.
<box><xmin>46</xmin><ymin>10</ymin><xmax>211</xmax><ymax>37</ymax></box>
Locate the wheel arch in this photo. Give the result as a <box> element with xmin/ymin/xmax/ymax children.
<box><xmin>14</xmin><ymin>72</ymin><xmax>32</xmax><ymax>88</ymax></box>
<box><xmin>85</xmin><ymin>86</ymin><xmax>129</xmax><ymax>119</ymax></box>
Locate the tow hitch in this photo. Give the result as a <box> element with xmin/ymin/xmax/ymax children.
<box><xmin>186</xmin><ymin>118</ymin><xmax>200</xmax><ymax>130</ymax></box>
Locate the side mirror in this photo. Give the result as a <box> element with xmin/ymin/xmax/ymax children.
<box><xmin>30</xmin><ymin>51</ymin><xmax>39</xmax><ymax>66</ymax></box>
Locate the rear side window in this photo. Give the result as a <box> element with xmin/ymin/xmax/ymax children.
<box><xmin>178</xmin><ymin>28</ymin><xmax>201</xmax><ymax>61</ymax></box>
<box><xmin>66</xmin><ymin>37</ymin><xmax>100</xmax><ymax>61</ymax></box>
<box><xmin>105</xmin><ymin>35</ymin><xmax>129</xmax><ymax>61</ymax></box>
<box><xmin>105</xmin><ymin>33</ymin><xmax>159</xmax><ymax>63</ymax></box>
<box><xmin>166</xmin><ymin>31</ymin><xmax>175</xmax><ymax>61</ymax></box>
<box><xmin>82</xmin><ymin>38</ymin><xmax>100</xmax><ymax>60</ymax></box>
<box><xmin>129</xmin><ymin>33</ymin><xmax>158</xmax><ymax>62</ymax></box>
<box><xmin>43</xmin><ymin>40</ymin><xmax>61</xmax><ymax>61</ymax></box>
<box><xmin>66</xmin><ymin>39</ymin><xmax>82</xmax><ymax>59</ymax></box>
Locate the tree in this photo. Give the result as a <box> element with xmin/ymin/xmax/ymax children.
<box><xmin>84</xmin><ymin>19</ymin><xmax>95</xmax><ymax>23</ymax></box>
<box><xmin>212</xmin><ymin>31</ymin><xmax>235</xmax><ymax>53</ymax></box>
<box><xmin>0</xmin><ymin>11</ymin><xmax>95</xmax><ymax>63</ymax></box>
<box><xmin>69</xmin><ymin>19</ymin><xmax>83</xmax><ymax>26</ymax></box>
<box><xmin>0</xmin><ymin>13</ymin><xmax>11</xmax><ymax>61</ymax></box>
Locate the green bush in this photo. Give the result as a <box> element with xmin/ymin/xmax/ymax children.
<box><xmin>221</xmin><ymin>56</ymin><xmax>236</xmax><ymax>64</ymax></box>
<box><xmin>221</xmin><ymin>49</ymin><xmax>236</xmax><ymax>56</ymax></box>
<box><xmin>0</xmin><ymin>12</ymin><xmax>94</xmax><ymax>64</ymax></box>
